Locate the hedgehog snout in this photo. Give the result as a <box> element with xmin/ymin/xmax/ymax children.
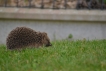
<box><xmin>49</xmin><ymin>43</ymin><xmax>52</xmax><ymax>46</ymax></box>
<box><xmin>46</xmin><ymin>43</ymin><xmax>52</xmax><ymax>47</ymax></box>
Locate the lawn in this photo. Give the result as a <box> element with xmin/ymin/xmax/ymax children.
<box><xmin>0</xmin><ymin>40</ymin><xmax>106</xmax><ymax>71</ymax></box>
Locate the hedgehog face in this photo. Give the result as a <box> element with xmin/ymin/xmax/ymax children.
<box><xmin>42</xmin><ymin>32</ymin><xmax>52</xmax><ymax>47</ymax></box>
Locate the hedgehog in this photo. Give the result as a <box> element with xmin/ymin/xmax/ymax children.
<box><xmin>6</xmin><ymin>27</ymin><xmax>52</xmax><ymax>50</ymax></box>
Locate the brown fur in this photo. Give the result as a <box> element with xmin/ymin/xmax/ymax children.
<box><xmin>6</xmin><ymin>27</ymin><xmax>52</xmax><ymax>50</ymax></box>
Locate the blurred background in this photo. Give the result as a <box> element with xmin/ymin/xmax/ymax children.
<box><xmin>0</xmin><ymin>0</ymin><xmax>106</xmax><ymax>44</ymax></box>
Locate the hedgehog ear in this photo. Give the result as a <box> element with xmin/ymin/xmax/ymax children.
<box><xmin>45</xmin><ymin>33</ymin><xmax>47</xmax><ymax>35</ymax></box>
<box><xmin>42</xmin><ymin>32</ymin><xmax>47</xmax><ymax>35</ymax></box>
<box><xmin>41</xmin><ymin>32</ymin><xmax>47</xmax><ymax>39</ymax></box>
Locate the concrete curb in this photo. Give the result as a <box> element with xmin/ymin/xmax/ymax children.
<box><xmin>0</xmin><ymin>7</ymin><xmax>106</xmax><ymax>22</ymax></box>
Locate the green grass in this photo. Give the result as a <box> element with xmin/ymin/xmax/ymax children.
<box><xmin>0</xmin><ymin>40</ymin><xmax>106</xmax><ymax>71</ymax></box>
